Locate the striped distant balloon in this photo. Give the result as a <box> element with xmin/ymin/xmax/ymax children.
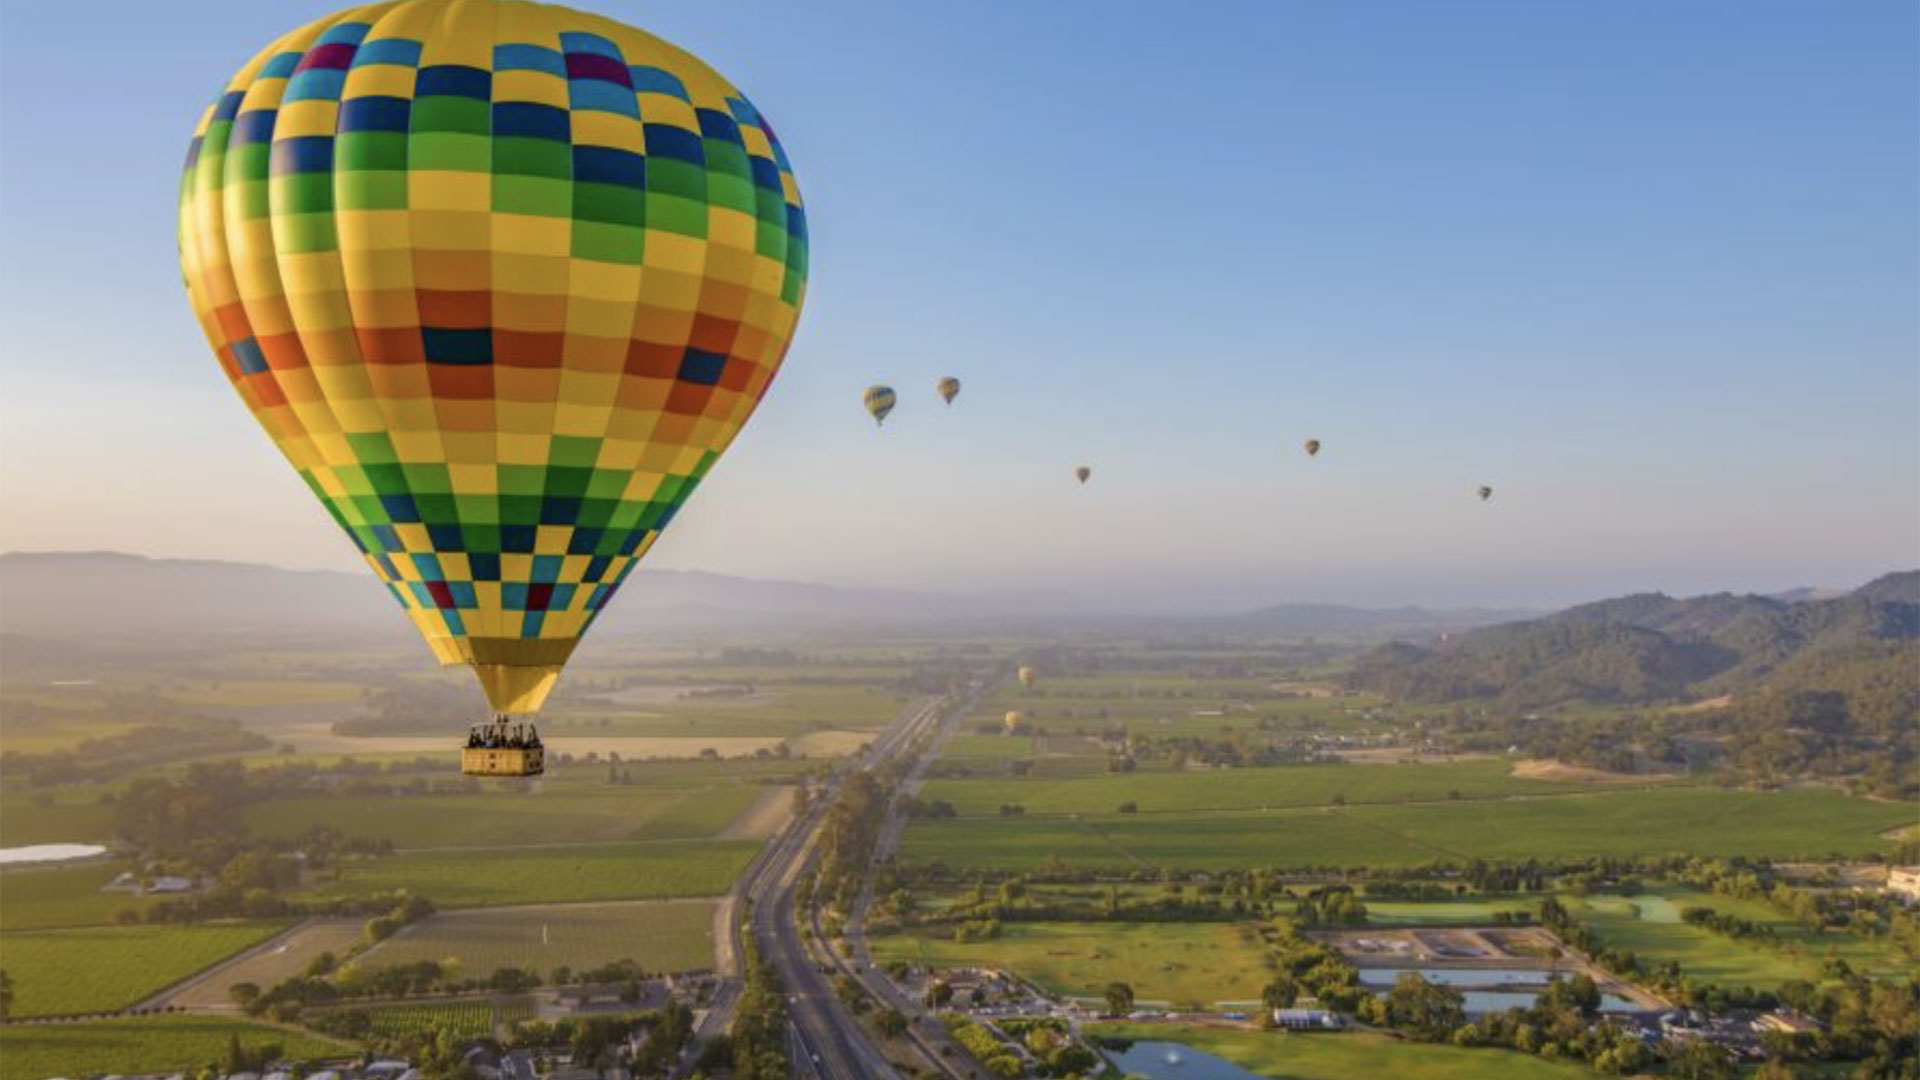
<box><xmin>936</xmin><ymin>376</ymin><xmax>960</xmax><ymax>404</ymax></box>
<box><xmin>177</xmin><ymin>0</ymin><xmax>809</xmax><ymax>716</ymax></box>
<box><xmin>864</xmin><ymin>385</ymin><xmax>897</xmax><ymax>426</ymax></box>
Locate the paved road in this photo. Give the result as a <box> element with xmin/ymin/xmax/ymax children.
<box><xmin>680</xmin><ymin>694</ymin><xmax>954</xmax><ymax>1079</ymax></box>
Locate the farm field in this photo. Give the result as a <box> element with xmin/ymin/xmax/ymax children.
<box><xmin>1566</xmin><ymin>889</ymin><xmax>1910</xmax><ymax>988</ymax></box>
<box><xmin>918</xmin><ymin>759</ymin><xmax>1609</xmax><ymax>817</ymax></box>
<box><xmin>242</xmin><ymin>782</ymin><xmax>760</xmax><ymax>848</ymax></box>
<box><xmin>0</xmin><ymin>862</ymin><xmax>156</xmax><ymax>930</ymax></box>
<box><xmin>1090</xmin><ymin>1023</ymin><xmax>1596</xmax><ymax>1080</ymax></box>
<box><xmin>1360</xmin><ymin>899</ymin><xmax>1536</xmax><ymax>925</ymax></box>
<box><xmin>359</xmin><ymin>899</ymin><xmax>718</xmax><ymax>976</ymax></box>
<box><xmin>0</xmin><ymin>1016</ymin><xmax>354</xmax><ymax>1080</ymax></box>
<box><xmin>0</xmin><ymin>921</ymin><xmax>287</xmax><ymax>1017</ymax></box>
<box><xmin>901</xmin><ymin>786</ymin><xmax>1916</xmax><ymax>873</ymax></box>
<box><xmin>314</xmin><ymin>997</ymin><xmax>538</xmax><ymax>1042</ymax></box>
<box><xmin>171</xmin><ymin>918</ymin><xmax>369</xmax><ymax>1008</ymax></box>
<box><xmin>0</xmin><ymin>785</ymin><xmax>117</xmax><ymax>846</ymax></box>
<box><xmin>869</xmin><ymin>920</ymin><xmax>1273</xmax><ymax>1005</ymax></box>
<box><xmin>295</xmin><ymin>840</ymin><xmax>756</xmax><ymax>907</ymax></box>
<box><xmin>541</xmin><ymin>685</ymin><xmax>906</xmax><ymax>738</ymax></box>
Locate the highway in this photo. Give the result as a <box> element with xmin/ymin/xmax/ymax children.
<box><xmin>680</xmin><ymin>692</ymin><xmax>960</xmax><ymax>1079</ymax></box>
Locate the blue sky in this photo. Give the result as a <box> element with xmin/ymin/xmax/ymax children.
<box><xmin>1</xmin><ymin>0</ymin><xmax>1914</xmax><ymax>609</ymax></box>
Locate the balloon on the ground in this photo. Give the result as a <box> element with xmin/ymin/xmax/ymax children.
<box><xmin>178</xmin><ymin>0</ymin><xmax>809</xmax><ymax>717</ymax></box>
<box><xmin>864</xmin><ymin>385</ymin><xmax>897</xmax><ymax>425</ymax></box>
<box><xmin>937</xmin><ymin>376</ymin><xmax>961</xmax><ymax>404</ymax></box>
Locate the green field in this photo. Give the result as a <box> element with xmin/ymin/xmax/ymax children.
<box><xmin>243</xmin><ymin>782</ymin><xmax>759</xmax><ymax>848</ymax></box>
<box><xmin>870</xmin><ymin>921</ymin><xmax>1274</xmax><ymax>1005</ymax></box>
<box><xmin>902</xmin><ymin>785</ymin><xmax>1916</xmax><ymax>872</ymax></box>
<box><xmin>919</xmin><ymin>759</ymin><xmax>1593</xmax><ymax>817</ymax></box>
<box><xmin>0</xmin><ymin>1016</ymin><xmax>354</xmax><ymax>1080</ymax></box>
<box><xmin>0</xmin><ymin>921</ymin><xmax>286</xmax><ymax>1017</ymax></box>
<box><xmin>315</xmin><ymin>997</ymin><xmax>537</xmax><ymax>1041</ymax></box>
<box><xmin>1089</xmin><ymin>1024</ymin><xmax>1596</xmax><ymax>1080</ymax></box>
<box><xmin>1361</xmin><ymin>899</ymin><xmax>1536</xmax><ymax>925</ymax></box>
<box><xmin>0</xmin><ymin>785</ymin><xmax>118</xmax><ymax>846</ymax></box>
<box><xmin>1567</xmin><ymin>889</ymin><xmax>1909</xmax><ymax>988</ymax></box>
<box><xmin>541</xmin><ymin>685</ymin><xmax>905</xmax><ymax>738</ymax></box>
<box><xmin>0</xmin><ymin>862</ymin><xmax>156</xmax><ymax>930</ymax></box>
<box><xmin>296</xmin><ymin>841</ymin><xmax>756</xmax><ymax>907</ymax></box>
<box><xmin>359</xmin><ymin>899</ymin><xmax>717</xmax><ymax>976</ymax></box>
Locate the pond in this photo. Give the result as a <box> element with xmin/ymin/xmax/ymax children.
<box><xmin>0</xmin><ymin>842</ymin><xmax>108</xmax><ymax>865</ymax></box>
<box><xmin>1102</xmin><ymin>1040</ymin><xmax>1272</xmax><ymax>1080</ymax></box>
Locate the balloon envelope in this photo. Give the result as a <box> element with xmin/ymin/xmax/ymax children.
<box><xmin>1478</xmin><ymin>485</ymin><xmax>1494</xmax><ymax>501</ymax></box>
<box><xmin>1017</xmin><ymin>665</ymin><xmax>1036</xmax><ymax>688</ymax></box>
<box><xmin>1075</xmin><ymin>466</ymin><xmax>1091</xmax><ymax>484</ymax></box>
<box><xmin>178</xmin><ymin>0</ymin><xmax>809</xmax><ymax>715</ymax></box>
<box><xmin>936</xmin><ymin>376</ymin><xmax>960</xmax><ymax>404</ymax></box>
<box><xmin>864</xmin><ymin>385</ymin><xmax>897</xmax><ymax>425</ymax></box>
<box><xmin>1003</xmin><ymin>710</ymin><xmax>1023</xmax><ymax>733</ymax></box>
<box><xmin>1304</xmin><ymin>439</ymin><xmax>1321</xmax><ymax>457</ymax></box>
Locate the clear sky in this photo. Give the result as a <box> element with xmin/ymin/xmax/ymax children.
<box><xmin>1</xmin><ymin>0</ymin><xmax>1914</xmax><ymax>610</ymax></box>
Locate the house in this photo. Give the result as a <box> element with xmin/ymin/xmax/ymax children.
<box><xmin>1273</xmin><ymin>1009</ymin><xmax>1345</xmax><ymax>1030</ymax></box>
<box><xmin>1886</xmin><ymin>866</ymin><xmax>1920</xmax><ymax>903</ymax></box>
<box><xmin>144</xmin><ymin>876</ymin><xmax>195</xmax><ymax>895</ymax></box>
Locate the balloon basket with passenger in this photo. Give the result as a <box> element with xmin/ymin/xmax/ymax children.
<box><xmin>462</xmin><ymin>717</ymin><xmax>545</xmax><ymax>778</ymax></box>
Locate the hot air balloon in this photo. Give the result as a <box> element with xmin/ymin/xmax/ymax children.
<box><xmin>179</xmin><ymin>1</ymin><xmax>809</xmax><ymax>776</ymax></box>
<box><xmin>1075</xmin><ymin>466</ymin><xmax>1092</xmax><ymax>484</ymax></box>
<box><xmin>1017</xmin><ymin>666</ymin><xmax>1036</xmax><ymax>689</ymax></box>
<box><xmin>1477</xmin><ymin>485</ymin><xmax>1494</xmax><ymax>502</ymax></box>
<box><xmin>1303</xmin><ymin>439</ymin><xmax>1321</xmax><ymax>458</ymax></box>
<box><xmin>1003</xmin><ymin>710</ymin><xmax>1024</xmax><ymax>735</ymax></box>
<box><xmin>936</xmin><ymin>376</ymin><xmax>961</xmax><ymax>405</ymax></box>
<box><xmin>864</xmin><ymin>385</ymin><xmax>897</xmax><ymax>426</ymax></box>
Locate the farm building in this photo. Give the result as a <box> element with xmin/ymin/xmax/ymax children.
<box><xmin>1273</xmin><ymin>1008</ymin><xmax>1345</xmax><ymax>1029</ymax></box>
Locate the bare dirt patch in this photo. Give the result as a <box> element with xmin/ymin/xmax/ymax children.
<box><xmin>1510</xmin><ymin>759</ymin><xmax>1683</xmax><ymax>784</ymax></box>
<box><xmin>166</xmin><ymin>918</ymin><xmax>367</xmax><ymax>1009</ymax></box>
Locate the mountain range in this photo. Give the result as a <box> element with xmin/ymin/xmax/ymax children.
<box><xmin>1348</xmin><ymin>571</ymin><xmax>1920</xmax><ymax>708</ymax></box>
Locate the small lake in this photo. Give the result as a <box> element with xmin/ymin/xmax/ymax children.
<box><xmin>0</xmin><ymin>843</ymin><xmax>108</xmax><ymax>865</ymax></box>
<box><xmin>1102</xmin><ymin>1041</ymin><xmax>1270</xmax><ymax>1080</ymax></box>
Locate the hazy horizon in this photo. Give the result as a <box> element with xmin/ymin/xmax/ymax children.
<box><xmin>3</xmin><ymin>0</ymin><xmax>1916</xmax><ymax>612</ymax></box>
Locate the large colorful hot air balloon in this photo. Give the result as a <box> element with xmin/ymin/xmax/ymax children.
<box><xmin>178</xmin><ymin>0</ymin><xmax>808</xmax><ymax>770</ymax></box>
<box><xmin>936</xmin><ymin>376</ymin><xmax>960</xmax><ymax>405</ymax></box>
<box><xmin>864</xmin><ymin>385</ymin><xmax>897</xmax><ymax>426</ymax></box>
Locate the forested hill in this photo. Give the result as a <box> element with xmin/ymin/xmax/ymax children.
<box><xmin>1348</xmin><ymin>571</ymin><xmax>1920</xmax><ymax>709</ymax></box>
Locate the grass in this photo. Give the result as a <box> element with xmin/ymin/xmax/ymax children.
<box><xmin>0</xmin><ymin>1016</ymin><xmax>354</xmax><ymax>1080</ymax></box>
<box><xmin>242</xmin><ymin>782</ymin><xmax>759</xmax><ymax>848</ymax></box>
<box><xmin>0</xmin><ymin>785</ymin><xmax>118</xmax><ymax>846</ymax></box>
<box><xmin>0</xmin><ymin>862</ymin><xmax>156</xmax><ymax>930</ymax></box>
<box><xmin>0</xmin><ymin>921</ymin><xmax>287</xmax><ymax>1017</ymax></box>
<box><xmin>358</xmin><ymin>900</ymin><xmax>718</xmax><ymax>977</ymax></box>
<box><xmin>172</xmin><ymin>919</ymin><xmax>370</xmax><ymax>1009</ymax></box>
<box><xmin>1361</xmin><ymin>900</ymin><xmax>1536</xmax><ymax>925</ymax></box>
<box><xmin>918</xmin><ymin>759</ymin><xmax>1591</xmax><ymax>817</ymax></box>
<box><xmin>901</xmin><ymin>785</ymin><xmax>1916</xmax><ymax>872</ymax></box>
<box><xmin>295</xmin><ymin>841</ymin><xmax>757</xmax><ymax>907</ymax></box>
<box><xmin>1088</xmin><ymin>1023</ymin><xmax>1596</xmax><ymax>1080</ymax></box>
<box><xmin>161</xmin><ymin>679</ymin><xmax>363</xmax><ymax>708</ymax></box>
<box><xmin>869</xmin><ymin>921</ymin><xmax>1275</xmax><ymax>1005</ymax></box>
<box><xmin>1566</xmin><ymin>888</ymin><xmax>1910</xmax><ymax>988</ymax></box>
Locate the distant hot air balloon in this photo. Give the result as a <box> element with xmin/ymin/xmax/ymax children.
<box><xmin>178</xmin><ymin>1</ymin><xmax>809</xmax><ymax>775</ymax></box>
<box><xmin>1478</xmin><ymin>485</ymin><xmax>1494</xmax><ymax>502</ymax></box>
<box><xmin>1075</xmin><ymin>466</ymin><xmax>1092</xmax><ymax>485</ymax></box>
<box><xmin>865</xmin><ymin>385</ymin><xmax>897</xmax><ymax>426</ymax></box>
<box><xmin>1303</xmin><ymin>439</ymin><xmax>1322</xmax><ymax>458</ymax></box>
<box><xmin>1017</xmin><ymin>666</ymin><xmax>1036</xmax><ymax>689</ymax></box>
<box><xmin>937</xmin><ymin>377</ymin><xmax>961</xmax><ymax>405</ymax></box>
<box><xmin>1004</xmin><ymin>710</ymin><xmax>1024</xmax><ymax>735</ymax></box>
